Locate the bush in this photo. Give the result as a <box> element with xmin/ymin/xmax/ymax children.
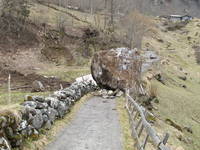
<box><xmin>2</xmin><ymin>0</ymin><xmax>30</xmax><ymax>20</ymax></box>
<box><xmin>0</xmin><ymin>0</ymin><xmax>30</xmax><ymax>35</ymax></box>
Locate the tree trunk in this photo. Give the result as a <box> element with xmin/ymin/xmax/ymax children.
<box><xmin>89</xmin><ymin>0</ymin><xmax>93</xmax><ymax>14</ymax></box>
<box><xmin>110</xmin><ymin>0</ymin><xmax>114</xmax><ymax>31</ymax></box>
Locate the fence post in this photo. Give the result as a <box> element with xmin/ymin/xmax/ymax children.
<box><xmin>8</xmin><ymin>74</ymin><xmax>11</xmax><ymax>104</ymax></box>
<box><xmin>143</xmin><ymin>134</ymin><xmax>149</xmax><ymax>149</ymax></box>
<box><xmin>162</xmin><ymin>133</ymin><xmax>170</xmax><ymax>145</ymax></box>
<box><xmin>125</xmin><ymin>92</ymin><xmax>171</xmax><ymax>150</ymax></box>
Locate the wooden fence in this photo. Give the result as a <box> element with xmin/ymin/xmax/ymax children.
<box><xmin>125</xmin><ymin>91</ymin><xmax>171</xmax><ymax>150</ymax></box>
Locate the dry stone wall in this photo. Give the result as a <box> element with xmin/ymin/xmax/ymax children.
<box><xmin>0</xmin><ymin>79</ymin><xmax>98</xmax><ymax>150</ymax></box>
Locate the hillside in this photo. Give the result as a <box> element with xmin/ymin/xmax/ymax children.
<box><xmin>0</xmin><ymin>1</ymin><xmax>123</xmax><ymax>108</ymax></box>
<box><xmin>0</xmin><ymin>1</ymin><xmax>200</xmax><ymax>150</ymax></box>
<box><xmin>142</xmin><ymin>18</ymin><xmax>200</xmax><ymax>150</ymax></box>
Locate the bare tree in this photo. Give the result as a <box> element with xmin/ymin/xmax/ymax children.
<box><xmin>110</xmin><ymin>0</ymin><xmax>115</xmax><ymax>31</ymax></box>
<box><xmin>89</xmin><ymin>0</ymin><xmax>93</xmax><ymax>14</ymax></box>
<box><xmin>104</xmin><ymin>0</ymin><xmax>108</xmax><ymax>29</ymax></box>
<box><xmin>0</xmin><ymin>0</ymin><xmax>30</xmax><ymax>36</ymax></box>
<box><xmin>122</xmin><ymin>10</ymin><xmax>153</xmax><ymax>49</ymax></box>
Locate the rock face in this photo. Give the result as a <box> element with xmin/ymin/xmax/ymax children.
<box><xmin>91</xmin><ymin>48</ymin><xmax>141</xmax><ymax>91</ymax></box>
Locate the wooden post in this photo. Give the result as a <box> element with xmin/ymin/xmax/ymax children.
<box><xmin>162</xmin><ymin>133</ymin><xmax>170</xmax><ymax>145</ymax></box>
<box><xmin>134</xmin><ymin>111</ymin><xmax>139</xmax><ymax>120</ymax></box>
<box><xmin>8</xmin><ymin>74</ymin><xmax>11</xmax><ymax>104</ymax></box>
<box><xmin>138</xmin><ymin>124</ymin><xmax>144</xmax><ymax>137</ymax></box>
<box><xmin>131</xmin><ymin>105</ymin><xmax>135</xmax><ymax>115</ymax></box>
<box><xmin>143</xmin><ymin>134</ymin><xmax>149</xmax><ymax>149</ymax></box>
<box><xmin>135</xmin><ymin>118</ymin><xmax>142</xmax><ymax>130</ymax></box>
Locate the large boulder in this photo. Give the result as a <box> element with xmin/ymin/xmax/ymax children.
<box><xmin>91</xmin><ymin>48</ymin><xmax>141</xmax><ymax>91</ymax></box>
<box><xmin>32</xmin><ymin>80</ymin><xmax>45</xmax><ymax>92</ymax></box>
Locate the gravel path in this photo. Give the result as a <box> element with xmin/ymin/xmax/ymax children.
<box><xmin>45</xmin><ymin>96</ymin><xmax>123</xmax><ymax>150</ymax></box>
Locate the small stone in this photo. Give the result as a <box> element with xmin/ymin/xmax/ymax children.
<box><xmin>44</xmin><ymin>121</ymin><xmax>51</xmax><ymax>130</ymax></box>
<box><xmin>0</xmin><ymin>137</ymin><xmax>11</xmax><ymax>149</ymax></box>
<box><xmin>45</xmin><ymin>97</ymin><xmax>59</xmax><ymax>109</ymax></box>
<box><xmin>116</xmin><ymin>91</ymin><xmax>123</xmax><ymax>97</ymax></box>
<box><xmin>31</xmin><ymin>110</ymin><xmax>44</xmax><ymax>129</ymax></box>
<box><xmin>25</xmin><ymin>106</ymin><xmax>37</xmax><ymax>116</ymax></box>
<box><xmin>5</xmin><ymin>127</ymin><xmax>14</xmax><ymax>138</ymax></box>
<box><xmin>57</xmin><ymin>101</ymin><xmax>69</xmax><ymax>118</ymax></box>
<box><xmin>154</xmin><ymin>98</ymin><xmax>159</xmax><ymax>103</ymax></box>
<box><xmin>31</xmin><ymin>129</ymin><xmax>39</xmax><ymax>139</ymax></box>
<box><xmin>42</xmin><ymin>114</ymin><xmax>48</xmax><ymax>123</ymax></box>
<box><xmin>18</xmin><ymin>120</ymin><xmax>28</xmax><ymax>131</ymax></box>
<box><xmin>36</xmin><ymin>102</ymin><xmax>48</xmax><ymax>109</ymax></box>
<box><xmin>47</xmin><ymin>108</ymin><xmax>58</xmax><ymax>123</ymax></box>
<box><xmin>108</xmin><ymin>90</ymin><xmax>114</xmax><ymax>96</ymax></box>
<box><xmin>23</xmin><ymin>101</ymin><xmax>37</xmax><ymax>108</ymax></box>
<box><xmin>33</xmin><ymin>96</ymin><xmax>45</xmax><ymax>103</ymax></box>
<box><xmin>0</xmin><ymin>116</ymin><xmax>7</xmax><ymax>128</ymax></box>
<box><xmin>24</xmin><ymin>95</ymin><xmax>33</xmax><ymax>101</ymax></box>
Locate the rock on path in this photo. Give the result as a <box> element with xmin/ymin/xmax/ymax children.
<box><xmin>45</xmin><ymin>96</ymin><xmax>123</xmax><ymax>150</ymax></box>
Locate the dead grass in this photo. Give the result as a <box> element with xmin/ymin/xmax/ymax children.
<box><xmin>29</xmin><ymin>2</ymin><xmax>105</xmax><ymax>30</ymax></box>
<box><xmin>20</xmin><ymin>93</ymin><xmax>93</xmax><ymax>150</ymax></box>
<box><xmin>37</xmin><ymin>65</ymin><xmax>90</xmax><ymax>82</ymax></box>
<box><xmin>143</xmin><ymin>18</ymin><xmax>200</xmax><ymax>150</ymax></box>
<box><xmin>116</xmin><ymin>96</ymin><xmax>135</xmax><ymax>150</ymax></box>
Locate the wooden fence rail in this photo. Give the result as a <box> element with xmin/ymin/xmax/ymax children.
<box><xmin>125</xmin><ymin>90</ymin><xmax>171</xmax><ymax>150</ymax></box>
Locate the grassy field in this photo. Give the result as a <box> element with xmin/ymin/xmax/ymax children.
<box><xmin>37</xmin><ymin>66</ymin><xmax>90</xmax><ymax>82</ymax></box>
<box><xmin>143</xmin><ymin>19</ymin><xmax>200</xmax><ymax>150</ymax></box>
<box><xmin>0</xmin><ymin>88</ymin><xmax>50</xmax><ymax>110</ymax></box>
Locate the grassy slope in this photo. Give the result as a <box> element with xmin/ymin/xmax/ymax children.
<box><xmin>0</xmin><ymin>66</ymin><xmax>90</xmax><ymax>107</ymax></box>
<box><xmin>144</xmin><ymin>19</ymin><xmax>200</xmax><ymax>150</ymax></box>
<box><xmin>0</xmin><ymin>3</ymin><xmax>94</xmax><ymax>108</ymax></box>
<box><xmin>29</xmin><ymin>2</ymin><xmax>105</xmax><ymax>29</ymax></box>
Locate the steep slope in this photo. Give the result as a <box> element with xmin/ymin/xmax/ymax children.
<box><xmin>143</xmin><ymin>18</ymin><xmax>200</xmax><ymax>150</ymax></box>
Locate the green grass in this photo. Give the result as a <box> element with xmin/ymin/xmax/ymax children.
<box><xmin>38</xmin><ymin>66</ymin><xmax>90</xmax><ymax>82</ymax></box>
<box><xmin>116</xmin><ymin>97</ymin><xmax>135</xmax><ymax>150</ymax></box>
<box><xmin>0</xmin><ymin>89</ymin><xmax>50</xmax><ymax>109</ymax></box>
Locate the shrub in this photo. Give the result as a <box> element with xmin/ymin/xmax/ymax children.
<box><xmin>120</xmin><ymin>10</ymin><xmax>153</xmax><ymax>49</ymax></box>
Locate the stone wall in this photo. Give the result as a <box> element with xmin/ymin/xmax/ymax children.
<box><xmin>0</xmin><ymin>79</ymin><xmax>97</xmax><ymax>150</ymax></box>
